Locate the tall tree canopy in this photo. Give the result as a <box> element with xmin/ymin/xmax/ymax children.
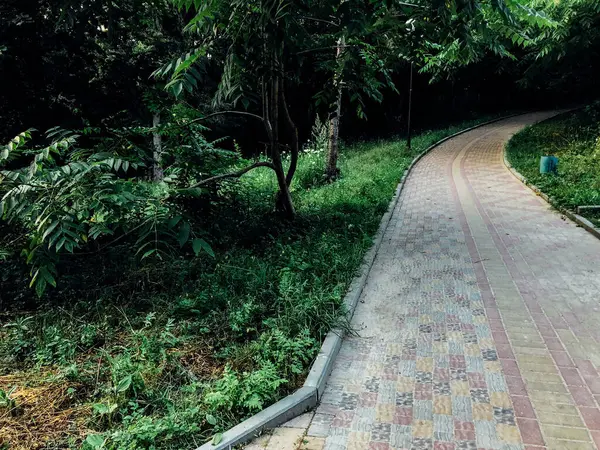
<box><xmin>158</xmin><ymin>0</ymin><xmax>556</xmax><ymax>183</ymax></box>
<box><xmin>0</xmin><ymin>0</ymin><xmax>596</xmax><ymax>295</ymax></box>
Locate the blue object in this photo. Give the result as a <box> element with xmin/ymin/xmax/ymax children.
<box><xmin>540</xmin><ymin>156</ymin><xmax>558</xmax><ymax>174</ymax></box>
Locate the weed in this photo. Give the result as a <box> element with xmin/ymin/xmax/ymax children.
<box><xmin>0</xmin><ymin>387</ymin><xmax>16</xmax><ymax>411</ymax></box>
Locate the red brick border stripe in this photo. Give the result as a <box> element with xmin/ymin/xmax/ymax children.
<box><xmin>447</xmin><ymin>126</ymin><xmax>547</xmax><ymax>447</ymax></box>
<box><xmin>458</xmin><ymin>122</ymin><xmax>600</xmax><ymax>449</ymax></box>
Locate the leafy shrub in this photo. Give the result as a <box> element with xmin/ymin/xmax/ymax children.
<box><xmin>0</xmin><ymin>122</ymin><xmax>221</xmax><ymax>297</ymax></box>
<box><xmin>255</xmin><ymin>329</ymin><xmax>318</xmax><ymax>381</ymax></box>
<box><xmin>204</xmin><ymin>363</ymin><xmax>287</xmax><ymax>416</ymax></box>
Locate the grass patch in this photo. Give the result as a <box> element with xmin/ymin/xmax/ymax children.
<box><xmin>506</xmin><ymin>103</ymin><xmax>600</xmax><ymax>217</ymax></box>
<box><xmin>0</xmin><ymin>114</ymin><xmax>503</xmax><ymax>449</ymax></box>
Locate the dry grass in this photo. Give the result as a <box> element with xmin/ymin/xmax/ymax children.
<box><xmin>178</xmin><ymin>343</ymin><xmax>223</xmax><ymax>379</ymax></box>
<box><xmin>0</xmin><ymin>373</ymin><xmax>91</xmax><ymax>450</ymax></box>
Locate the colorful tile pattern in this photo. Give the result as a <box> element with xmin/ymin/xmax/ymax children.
<box><xmin>311</xmin><ymin>121</ymin><xmax>532</xmax><ymax>450</ymax></box>
<box><xmin>245</xmin><ymin>113</ymin><xmax>600</xmax><ymax>450</ymax></box>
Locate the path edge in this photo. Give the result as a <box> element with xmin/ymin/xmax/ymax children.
<box><xmin>503</xmin><ymin>130</ymin><xmax>600</xmax><ymax>242</ymax></box>
<box><xmin>196</xmin><ymin>113</ymin><xmax>522</xmax><ymax>450</ymax></box>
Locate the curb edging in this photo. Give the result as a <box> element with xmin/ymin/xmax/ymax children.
<box><xmin>503</xmin><ymin>152</ymin><xmax>600</xmax><ymax>241</ymax></box>
<box><xmin>196</xmin><ymin>112</ymin><xmax>523</xmax><ymax>450</ymax></box>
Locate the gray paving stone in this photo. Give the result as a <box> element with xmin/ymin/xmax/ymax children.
<box><xmin>413</xmin><ymin>400</ymin><xmax>433</xmax><ymax>420</ymax></box>
<box><xmin>390</xmin><ymin>425</ymin><xmax>413</xmax><ymax>448</ymax></box>
<box><xmin>452</xmin><ymin>396</ymin><xmax>473</xmax><ymax>422</ymax></box>
<box><xmin>474</xmin><ymin>420</ymin><xmax>501</xmax><ymax>449</ymax></box>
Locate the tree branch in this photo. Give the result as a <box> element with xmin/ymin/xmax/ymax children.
<box><xmin>188</xmin><ymin>161</ymin><xmax>275</xmax><ymax>189</ymax></box>
<box><xmin>299</xmin><ymin>16</ymin><xmax>340</xmax><ymax>27</ymax></box>
<box><xmin>296</xmin><ymin>44</ymin><xmax>359</xmax><ymax>55</ymax></box>
<box><xmin>395</xmin><ymin>2</ymin><xmax>424</xmax><ymax>8</ymax></box>
<box><xmin>180</xmin><ymin>110</ymin><xmax>265</xmax><ymax>127</ymax></box>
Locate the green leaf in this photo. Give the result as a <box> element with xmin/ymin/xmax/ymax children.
<box><xmin>29</xmin><ymin>268</ymin><xmax>39</xmax><ymax>288</ymax></box>
<box><xmin>116</xmin><ymin>375</ymin><xmax>132</xmax><ymax>393</ymax></box>
<box><xmin>42</xmin><ymin>221</ymin><xmax>59</xmax><ymax>241</ymax></box>
<box><xmin>141</xmin><ymin>248</ymin><xmax>157</xmax><ymax>260</ymax></box>
<box><xmin>173</xmin><ymin>81</ymin><xmax>183</xmax><ymax>98</ymax></box>
<box><xmin>178</xmin><ymin>221</ymin><xmax>191</xmax><ymax>247</ymax></box>
<box><xmin>85</xmin><ymin>434</ymin><xmax>106</xmax><ymax>449</ymax></box>
<box><xmin>212</xmin><ymin>433</ymin><xmax>223</xmax><ymax>445</ymax></box>
<box><xmin>168</xmin><ymin>215</ymin><xmax>182</xmax><ymax>229</ymax></box>
<box><xmin>56</xmin><ymin>236</ymin><xmax>67</xmax><ymax>251</ymax></box>
<box><xmin>206</xmin><ymin>413</ymin><xmax>217</xmax><ymax>425</ymax></box>
<box><xmin>35</xmin><ymin>278</ymin><xmax>47</xmax><ymax>298</ymax></box>
<box><xmin>192</xmin><ymin>238</ymin><xmax>214</xmax><ymax>257</ymax></box>
<box><xmin>40</xmin><ymin>267</ymin><xmax>57</xmax><ymax>288</ymax></box>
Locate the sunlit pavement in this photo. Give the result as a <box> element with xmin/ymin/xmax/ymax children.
<box><xmin>246</xmin><ymin>113</ymin><xmax>600</xmax><ymax>450</ymax></box>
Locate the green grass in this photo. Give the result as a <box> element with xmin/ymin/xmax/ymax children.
<box><xmin>506</xmin><ymin>103</ymin><xmax>600</xmax><ymax>218</ymax></box>
<box><xmin>0</xmin><ymin>114</ymin><xmax>503</xmax><ymax>449</ymax></box>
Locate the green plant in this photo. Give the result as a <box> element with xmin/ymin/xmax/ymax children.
<box><xmin>204</xmin><ymin>363</ymin><xmax>287</xmax><ymax>416</ymax></box>
<box><xmin>255</xmin><ymin>329</ymin><xmax>318</xmax><ymax>381</ymax></box>
<box><xmin>506</xmin><ymin>104</ymin><xmax>600</xmax><ymax>215</ymax></box>
<box><xmin>0</xmin><ymin>387</ymin><xmax>17</xmax><ymax>410</ymax></box>
<box><xmin>2</xmin><ymin>316</ymin><xmax>35</xmax><ymax>362</ymax></box>
<box><xmin>0</xmin><ymin>127</ymin><xmax>215</xmax><ymax>297</ymax></box>
<box><xmin>303</xmin><ymin>116</ymin><xmax>329</xmax><ymax>156</ymax></box>
<box><xmin>35</xmin><ymin>325</ymin><xmax>78</xmax><ymax>366</ymax></box>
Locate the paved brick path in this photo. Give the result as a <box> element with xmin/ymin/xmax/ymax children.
<box><xmin>247</xmin><ymin>113</ymin><xmax>600</xmax><ymax>450</ymax></box>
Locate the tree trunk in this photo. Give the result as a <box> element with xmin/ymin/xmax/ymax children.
<box><xmin>152</xmin><ymin>111</ymin><xmax>163</xmax><ymax>181</ymax></box>
<box><xmin>282</xmin><ymin>87</ymin><xmax>298</xmax><ymax>187</ymax></box>
<box><xmin>325</xmin><ymin>90</ymin><xmax>342</xmax><ymax>180</ymax></box>
<box><xmin>269</xmin><ymin>71</ymin><xmax>295</xmax><ymax>219</ymax></box>
<box><xmin>325</xmin><ymin>37</ymin><xmax>344</xmax><ymax>181</ymax></box>
<box><xmin>273</xmin><ymin>155</ymin><xmax>295</xmax><ymax>219</ymax></box>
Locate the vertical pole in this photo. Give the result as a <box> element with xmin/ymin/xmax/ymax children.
<box><xmin>407</xmin><ymin>61</ymin><xmax>413</xmax><ymax>150</ymax></box>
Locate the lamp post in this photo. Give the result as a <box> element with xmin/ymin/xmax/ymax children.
<box><xmin>407</xmin><ymin>61</ymin><xmax>413</xmax><ymax>150</ymax></box>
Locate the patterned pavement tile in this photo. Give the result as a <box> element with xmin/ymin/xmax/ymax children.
<box><xmin>246</xmin><ymin>113</ymin><xmax>600</xmax><ymax>449</ymax></box>
<box><xmin>312</xmin><ymin>116</ymin><xmax>536</xmax><ymax>450</ymax></box>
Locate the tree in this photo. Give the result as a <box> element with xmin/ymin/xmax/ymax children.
<box><xmin>517</xmin><ymin>0</ymin><xmax>600</xmax><ymax>99</ymax></box>
<box><xmin>304</xmin><ymin>1</ymin><xmax>400</xmax><ymax>180</ymax></box>
<box><xmin>300</xmin><ymin>0</ymin><xmax>554</xmax><ymax>179</ymax></box>
<box><xmin>303</xmin><ymin>1</ymin><xmax>401</xmax><ymax>180</ymax></box>
<box><xmin>158</xmin><ymin>0</ymin><xmax>314</xmax><ymax>218</ymax></box>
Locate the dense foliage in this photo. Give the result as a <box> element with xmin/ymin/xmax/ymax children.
<box><xmin>506</xmin><ymin>103</ymin><xmax>600</xmax><ymax>222</ymax></box>
<box><xmin>517</xmin><ymin>0</ymin><xmax>600</xmax><ymax>98</ymax></box>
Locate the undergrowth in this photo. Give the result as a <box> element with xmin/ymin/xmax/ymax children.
<box><xmin>506</xmin><ymin>102</ymin><xmax>600</xmax><ymax>215</ymax></box>
<box><xmin>0</xmin><ymin>114</ymin><xmax>502</xmax><ymax>449</ymax></box>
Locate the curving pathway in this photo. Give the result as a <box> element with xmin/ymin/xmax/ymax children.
<box><xmin>247</xmin><ymin>113</ymin><xmax>600</xmax><ymax>450</ymax></box>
